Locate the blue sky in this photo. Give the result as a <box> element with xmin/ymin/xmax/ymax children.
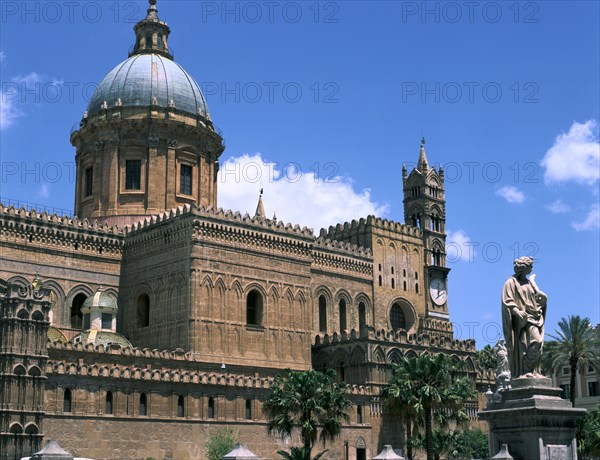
<box><xmin>1</xmin><ymin>0</ymin><xmax>599</xmax><ymax>346</ymax></box>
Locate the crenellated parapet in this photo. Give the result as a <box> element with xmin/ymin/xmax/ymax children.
<box><xmin>46</xmin><ymin>340</ymin><xmax>373</xmax><ymax>396</ymax></box>
<box><xmin>312</xmin><ymin>238</ymin><xmax>373</xmax><ymax>278</ymax></box>
<box><xmin>320</xmin><ymin>215</ymin><xmax>422</xmax><ymax>248</ymax></box>
<box><xmin>313</xmin><ymin>327</ymin><xmax>475</xmax><ymax>353</ymax></box>
<box><xmin>0</xmin><ymin>204</ymin><xmax>124</xmax><ymax>258</ymax></box>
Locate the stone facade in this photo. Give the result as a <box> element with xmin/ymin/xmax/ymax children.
<box><xmin>0</xmin><ymin>2</ymin><xmax>493</xmax><ymax>459</ymax></box>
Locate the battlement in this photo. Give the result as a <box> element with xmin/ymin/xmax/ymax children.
<box><xmin>0</xmin><ymin>204</ymin><xmax>124</xmax><ymax>257</ymax></box>
<box><xmin>46</xmin><ymin>340</ymin><xmax>372</xmax><ymax>395</ymax></box>
<box><xmin>320</xmin><ymin>215</ymin><xmax>422</xmax><ymax>245</ymax></box>
<box><xmin>313</xmin><ymin>327</ymin><xmax>475</xmax><ymax>353</ymax></box>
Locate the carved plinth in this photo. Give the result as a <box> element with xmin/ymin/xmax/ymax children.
<box><xmin>479</xmin><ymin>377</ymin><xmax>586</xmax><ymax>460</ymax></box>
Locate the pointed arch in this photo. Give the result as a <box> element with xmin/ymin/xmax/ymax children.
<box><xmin>373</xmin><ymin>346</ymin><xmax>385</xmax><ymax>364</ymax></box>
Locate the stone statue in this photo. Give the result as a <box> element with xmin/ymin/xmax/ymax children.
<box><xmin>492</xmin><ymin>339</ymin><xmax>511</xmax><ymax>403</ymax></box>
<box><xmin>501</xmin><ymin>256</ymin><xmax>548</xmax><ymax>378</ymax></box>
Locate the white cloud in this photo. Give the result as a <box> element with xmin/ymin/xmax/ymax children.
<box><xmin>541</xmin><ymin>120</ymin><xmax>600</xmax><ymax>186</ymax></box>
<box><xmin>0</xmin><ymin>51</ymin><xmax>5</xmax><ymax>62</ymax></box>
<box><xmin>0</xmin><ymin>90</ymin><xmax>22</xmax><ymax>130</ymax></box>
<box><xmin>546</xmin><ymin>199</ymin><xmax>570</xmax><ymax>214</ymax></box>
<box><xmin>1</xmin><ymin>72</ymin><xmax>45</xmax><ymax>131</ymax></box>
<box><xmin>217</xmin><ymin>153</ymin><xmax>389</xmax><ymax>232</ymax></box>
<box><xmin>446</xmin><ymin>230</ymin><xmax>475</xmax><ymax>263</ymax></box>
<box><xmin>37</xmin><ymin>184</ymin><xmax>50</xmax><ymax>200</ymax></box>
<box><xmin>496</xmin><ymin>185</ymin><xmax>525</xmax><ymax>204</ymax></box>
<box><xmin>571</xmin><ymin>204</ymin><xmax>600</xmax><ymax>231</ymax></box>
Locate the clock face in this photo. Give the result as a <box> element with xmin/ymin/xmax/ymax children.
<box><xmin>429</xmin><ymin>278</ymin><xmax>448</xmax><ymax>306</ymax></box>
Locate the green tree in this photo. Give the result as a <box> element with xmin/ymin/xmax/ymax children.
<box><xmin>475</xmin><ymin>344</ymin><xmax>496</xmax><ymax>372</ymax></box>
<box><xmin>264</xmin><ymin>369</ymin><xmax>351</xmax><ymax>459</ymax></box>
<box><xmin>577</xmin><ymin>403</ymin><xmax>600</xmax><ymax>457</ymax></box>
<box><xmin>451</xmin><ymin>429</ymin><xmax>489</xmax><ymax>459</ymax></box>
<box><xmin>381</xmin><ymin>354</ymin><xmax>476</xmax><ymax>460</ymax></box>
<box><xmin>205</xmin><ymin>427</ymin><xmax>238</xmax><ymax>460</ymax></box>
<box><xmin>545</xmin><ymin>316</ymin><xmax>600</xmax><ymax>406</ymax></box>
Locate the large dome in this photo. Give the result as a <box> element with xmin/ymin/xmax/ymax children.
<box><xmin>86</xmin><ymin>54</ymin><xmax>209</xmax><ymax>118</ymax></box>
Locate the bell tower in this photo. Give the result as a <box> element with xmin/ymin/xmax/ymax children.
<box><xmin>402</xmin><ymin>139</ymin><xmax>452</xmax><ymax>335</ymax></box>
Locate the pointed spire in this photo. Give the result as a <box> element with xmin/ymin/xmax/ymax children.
<box><xmin>254</xmin><ymin>189</ymin><xmax>266</xmax><ymax>219</ymax></box>
<box><xmin>417</xmin><ymin>136</ymin><xmax>429</xmax><ymax>171</ymax></box>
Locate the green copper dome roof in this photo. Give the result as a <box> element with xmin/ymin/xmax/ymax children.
<box><xmin>86</xmin><ymin>54</ymin><xmax>209</xmax><ymax>118</ymax></box>
<box><xmin>82</xmin><ymin>289</ymin><xmax>117</xmax><ymax>312</ymax></box>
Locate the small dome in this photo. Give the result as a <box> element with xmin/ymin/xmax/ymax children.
<box><xmin>82</xmin><ymin>289</ymin><xmax>117</xmax><ymax>312</ymax></box>
<box><xmin>71</xmin><ymin>330</ymin><xmax>132</xmax><ymax>348</ymax></box>
<box><xmin>86</xmin><ymin>54</ymin><xmax>209</xmax><ymax>119</ymax></box>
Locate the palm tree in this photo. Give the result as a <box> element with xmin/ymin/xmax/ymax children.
<box><xmin>264</xmin><ymin>369</ymin><xmax>351</xmax><ymax>459</ymax></box>
<box><xmin>546</xmin><ymin>315</ymin><xmax>600</xmax><ymax>406</ymax></box>
<box><xmin>381</xmin><ymin>353</ymin><xmax>476</xmax><ymax>460</ymax></box>
<box><xmin>276</xmin><ymin>446</ymin><xmax>328</xmax><ymax>460</ymax></box>
<box><xmin>475</xmin><ymin>344</ymin><xmax>496</xmax><ymax>372</ymax></box>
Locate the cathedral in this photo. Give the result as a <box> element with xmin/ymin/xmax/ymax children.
<box><xmin>0</xmin><ymin>2</ymin><xmax>487</xmax><ymax>459</ymax></box>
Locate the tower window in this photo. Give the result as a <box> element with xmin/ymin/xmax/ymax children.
<box><xmin>139</xmin><ymin>393</ymin><xmax>147</xmax><ymax>416</ymax></box>
<box><xmin>339</xmin><ymin>299</ymin><xmax>347</xmax><ymax>331</ymax></box>
<box><xmin>157</xmin><ymin>35</ymin><xmax>163</xmax><ymax>49</ymax></box>
<box><xmin>71</xmin><ymin>293</ymin><xmax>86</xmax><ymax>329</ymax></box>
<box><xmin>246</xmin><ymin>290</ymin><xmax>263</xmax><ymax>326</ymax></box>
<box><xmin>177</xmin><ymin>395</ymin><xmax>184</xmax><ymax>417</ymax></box>
<box><xmin>378</xmin><ymin>275</ymin><xmax>382</xmax><ymax>287</ymax></box>
<box><xmin>137</xmin><ymin>294</ymin><xmax>150</xmax><ymax>328</ymax></box>
<box><xmin>391</xmin><ymin>267</ymin><xmax>394</xmax><ymax>274</ymax></box>
<box><xmin>403</xmin><ymin>280</ymin><xmax>407</xmax><ymax>291</ymax></box>
<box><xmin>101</xmin><ymin>313</ymin><xmax>112</xmax><ymax>330</ymax></box>
<box><xmin>416</xmin><ymin>283</ymin><xmax>419</xmax><ymax>294</ymax></box>
<box><xmin>105</xmin><ymin>392</ymin><xmax>113</xmax><ymax>415</ymax></box>
<box><xmin>125</xmin><ymin>160</ymin><xmax>141</xmax><ymax>190</ymax></box>
<box><xmin>391</xmin><ymin>279</ymin><xmax>395</xmax><ymax>289</ymax></box>
<box><xmin>318</xmin><ymin>295</ymin><xmax>327</xmax><ymax>332</ymax></box>
<box><xmin>180</xmin><ymin>164</ymin><xmax>193</xmax><ymax>196</ymax></box>
<box><xmin>245</xmin><ymin>399</ymin><xmax>252</xmax><ymax>420</ymax></box>
<box><xmin>390</xmin><ymin>304</ymin><xmax>406</xmax><ymax>330</ymax></box>
<box><xmin>357</xmin><ymin>405</ymin><xmax>363</xmax><ymax>424</ymax></box>
<box><xmin>208</xmin><ymin>397</ymin><xmax>215</xmax><ymax>419</ymax></box>
<box><xmin>358</xmin><ymin>302</ymin><xmax>366</xmax><ymax>331</ymax></box>
<box><xmin>84</xmin><ymin>167</ymin><xmax>93</xmax><ymax>197</ymax></box>
<box><xmin>63</xmin><ymin>388</ymin><xmax>72</xmax><ymax>413</ymax></box>
<box><xmin>145</xmin><ymin>34</ymin><xmax>152</xmax><ymax>48</ymax></box>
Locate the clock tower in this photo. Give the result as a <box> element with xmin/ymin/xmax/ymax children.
<box><xmin>402</xmin><ymin>139</ymin><xmax>453</xmax><ymax>337</ymax></box>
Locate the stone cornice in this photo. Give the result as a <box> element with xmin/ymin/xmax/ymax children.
<box><xmin>0</xmin><ymin>204</ymin><xmax>124</xmax><ymax>257</ymax></box>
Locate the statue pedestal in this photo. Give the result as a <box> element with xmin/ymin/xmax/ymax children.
<box><xmin>479</xmin><ymin>376</ymin><xmax>586</xmax><ymax>460</ymax></box>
